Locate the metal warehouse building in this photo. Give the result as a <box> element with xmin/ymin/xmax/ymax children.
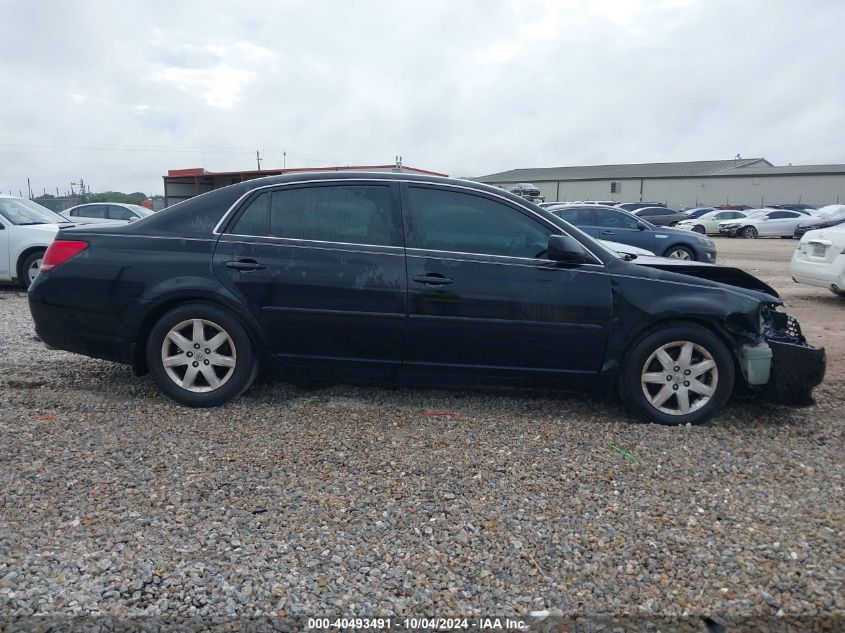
<box><xmin>475</xmin><ymin>158</ymin><xmax>845</xmax><ymax>208</ymax></box>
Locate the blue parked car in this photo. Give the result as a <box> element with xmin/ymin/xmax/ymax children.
<box><xmin>549</xmin><ymin>204</ymin><xmax>717</xmax><ymax>261</ymax></box>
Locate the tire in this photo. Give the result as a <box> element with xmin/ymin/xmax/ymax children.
<box><xmin>740</xmin><ymin>226</ymin><xmax>758</xmax><ymax>239</ymax></box>
<box><xmin>692</xmin><ymin>225</ymin><xmax>706</xmax><ymax>234</ymax></box>
<box><xmin>20</xmin><ymin>250</ymin><xmax>45</xmax><ymax>289</ymax></box>
<box><xmin>663</xmin><ymin>245</ymin><xmax>695</xmax><ymax>260</ymax></box>
<box><xmin>620</xmin><ymin>322</ymin><xmax>735</xmax><ymax>425</ymax></box>
<box><xmin>669</xmin><ymin>222</ymin><xmax>679</xmax><ymax>227</ymax></box>
<box><xmin>146</xmin><ymin>303</ymin><xmax>258</xmax><ymax>407</ymax></box>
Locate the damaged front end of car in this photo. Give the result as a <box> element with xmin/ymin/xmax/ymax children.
<box><xmin>726</xmin><ymin>302</ymin><xmax>825</xmax><ymax>405</ymax></box>
<box><xmin>619</xmin><ymin>257</ymin><xmax>826</xmax><ymax>406</ymax></box>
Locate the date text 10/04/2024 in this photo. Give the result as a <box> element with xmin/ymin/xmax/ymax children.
<box><xmin>306</xmin><ymin>617</ymin><xmax>527</xmax><ymax>630</ymax></box>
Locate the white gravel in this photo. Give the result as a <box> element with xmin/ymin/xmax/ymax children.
<box><xmin>1</xmin><ymin>286</ymin><xmax>843</xmax><ymax>627</ymax></box>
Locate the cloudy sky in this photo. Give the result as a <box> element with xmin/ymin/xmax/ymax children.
<box><xmin>1</xmin><ymin>0</ymin><xmax>843</xmax><ymax>195</ymax></box>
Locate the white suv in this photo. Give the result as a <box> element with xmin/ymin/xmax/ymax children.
<box><xmin>0</xmin><ymin>196</ymin><xmax>72</xmax><ymax>288</ymax></box>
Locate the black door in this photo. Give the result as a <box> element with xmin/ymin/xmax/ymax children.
<box><xmin>213</xmin><ymin>181</ymin><xmax>407</xmax><ymax>370</ymax></box>
<box><xmin>400</xmin><ymin>184</ymin><xmax>613</xmax><ymax>379</ymax></box>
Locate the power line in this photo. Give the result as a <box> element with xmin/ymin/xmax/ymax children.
<box><xmin>0</xmin><ymin>139</ymin><xmax>356</xmax><ymax>165</ymax></box>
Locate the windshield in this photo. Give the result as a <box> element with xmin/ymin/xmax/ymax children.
<box><xmin>744</xmin><ymin>209</ymin><xmax>770</xmax><ymax>219</ymax></box>
<box><xmin>127</xmin><ymin>204</ymin><xmax>154</xmax><ymax>216</ymax></box>
<box><xmin>0</xmin><ymin>198</ymin><xmax>69</xmax><ymax>225</ymax></box>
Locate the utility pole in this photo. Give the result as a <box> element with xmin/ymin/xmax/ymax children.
<box><xmin>71</xmin><ymin>179</ymin><xmax>87</xmax><ymax>203</ymax></box>
<box><xmin>27</xmin><ymin>177</ymin><xmax>32</xmax><ymax>199</ymax></box>
<box><xmin>256</xmin><ymin>150</ymin><xmax>262</xmax><ymax>171</ymax></box>
<box><xmin>283</xmin><ymin>151</ymin><xmax>286</xmax><ymax>170</ymax></box>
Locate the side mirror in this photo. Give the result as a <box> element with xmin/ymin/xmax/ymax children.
<box><xmin>547</xmin><ymin>234</ymin><xmax>589</xmax><ymax>264</ymax></box>
<box><xmin>637</xmin><ymin>221</ymin><xmax>648</xmax><ymax>231</ymax></box>
<box><xmin>128</xmin><ymin>216</ymin><xmax>137</xmax><ymax>222</ymax></box>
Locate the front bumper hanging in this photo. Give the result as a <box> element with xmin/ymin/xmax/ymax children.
<box><xmin>760</xmin><ymin>312</ymin><xmax>826</xmax><ymax>405</ymax></box>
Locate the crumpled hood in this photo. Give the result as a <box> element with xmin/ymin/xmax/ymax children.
<box><xmin>622</xmin><ymin>255</ymin><xmax>781</xmax><ymax>301</ymax></box>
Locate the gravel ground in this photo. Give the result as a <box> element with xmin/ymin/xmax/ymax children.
<box><xmin>1</xmin><ymin>238</ymin><xmax>843</xmax><ymax>629</ymax></box>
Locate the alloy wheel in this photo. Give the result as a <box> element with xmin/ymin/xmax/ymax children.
<box><xmin>667</xmin><ymin>248</ymin><xmax>692</xmax><ymax>260</ymax></box>
<box><xmin>160</xmin><ymin>319</ymin><xmax>237</xmax><ymax>392</ymax></box>
<box><xmin>640</xmin><ymin>340</ymin><xmax>718</xmax><ymax>416</ymax></box>
<box><xmin>28</xmin><ymin>258</ymin><xmax>42</xmax><ymax>284</ymax></box>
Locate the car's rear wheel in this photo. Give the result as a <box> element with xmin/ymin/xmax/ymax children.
<box><xmin>20</xmin><ymin>250</ymin><xmax>45</xmax><ymax>289</ymax></box>
<box><xmin>621</xmin><ymin>322</ymin><xmax>735</xmax><ymax>425</ymax></box>
<box><xmin>741</xmin><ymin>226</ymin><xmax>758</xmax><ymax>239</ymax></box>
<box><xmin>146</xmin><ymin>303</ymin><xmax>257</xmax><ymax>407</ymax></box>
<box><xmin>692</xmin><ymin>225</ymin><xmax>706</xmax><ymax>234</ymax></box>
<box><xmin>664</xmin><ymin>245</ymin><xmax>695</xmax><ymax>260</ymax></box>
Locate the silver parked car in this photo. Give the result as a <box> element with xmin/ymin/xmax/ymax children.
<box><xmin>60</xmin><ymin>203</ymin><xmax>153</xmax><ymax>225</ymax></box>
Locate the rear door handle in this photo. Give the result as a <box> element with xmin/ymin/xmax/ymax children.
<box><xmin>225</xmin><ymin>259</ymin><xmax>267</xmax><ymax>272</ymax></box>
<box><xmin>413</xmin><ymin>273</ymin><xmax>453</xmax><ymax>286</ymax></box>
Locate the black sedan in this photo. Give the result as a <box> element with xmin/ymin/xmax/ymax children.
<box><xmin>631</xmin><ymin>206</ymin><xmax>690</xmax><ymax>227</ymax></box>
<box><xmin>549</xmin><ymin>204</ymin><xmax>717</xmax><ymax>261</ymax></box>
<box><xmin>29</xmin><ymin>173</ymin><xmax>825</xmax><ymax>425</ymax></box>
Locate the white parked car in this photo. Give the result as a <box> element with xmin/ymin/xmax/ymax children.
<box><xmin>717</xmin><ymin>208</ymin><xmax>807</xmax><ymax>238</ymax></box>
<box><xmin>790</xmin><ymin>225</ymin><xmax>845</xmax><ymax>296</ymax></box>
<box><xmin>0</xmin><ymin>196</ymin><xmax>72</xmax><ymax>288</ymax></box>
<box><xmin>60</xmin><ymin>202</ymin><xmax>153</xmax><ymax>225</ymax></box>
<box><xmin>676</xmin><ymin>209</ymin><xmax>748</xmax><ymax>235</ymax></box>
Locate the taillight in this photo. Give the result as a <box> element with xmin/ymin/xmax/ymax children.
<box><xmin>40</xmin><ymin>240</ymin><xmax>89</xmax><ymax>272</ymax></box>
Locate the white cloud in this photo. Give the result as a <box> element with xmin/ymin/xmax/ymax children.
<box><xmin>150</xmin><ymin>65</ymin><xmax>256</xmax><ymax>110</ymax></box>
<box><xmin>0</xmin><ymin>0</ymin><xmax>843</xmax><ymax>193</ymax></box>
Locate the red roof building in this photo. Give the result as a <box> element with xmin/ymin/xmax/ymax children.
<box><xmin>163</xmin><ymin>163</ymin><xmax>448</xmax><ymax>207</ymax></box>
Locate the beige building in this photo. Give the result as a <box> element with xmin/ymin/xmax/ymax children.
<box><xmin>475</xmin><ymin>159</ymin><xmax>845</xmax><ymax>208</ymax></box>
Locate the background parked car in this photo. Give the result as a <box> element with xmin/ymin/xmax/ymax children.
<box><xmin>60</xmin><ymin>203</ymin><xmax>153</xmax><ymax>225</ymax></box>
<box><xmin>616</xmin><ymin>202</ymin><xmax>666</xmax><ymax>212</ymax></box>
<box><xmin>793</xmin><ymin>205</ymin><xmax>845</xmax><ymax>237</ymax></box>
<box><xmin>598</xmin><ymin>240</ymin><xmax>655</xmax><ymax>258</ymax></box>
<box><xmin>676</xmin><ymin>209</ymin><xmax>748</xmax><ymax>235</ymax></box>
<box><xmin>791</xmin><ymin>224</ymin><xmax>845</xmax><ymax>296</ymax></box>
<box><xmin>718</xmin><ymin>208</ymin><xmax>807</xmax><ymax>238</ymax></box>
<box><xmin>717</xmin><ymin>204</ymin><xmax>752</xmax><ymax>211</ymax></box>
<box><xmin>631</xmin><ymin>206</ymin><xmax>689</xmax><ymax>227</ymax></box>
<box><xmin>550</xmin><ymin>204</ymin><xmax>716</xmax><ymax>261</ymax></box>
<box><xmin>684</xmin><ymin>207</ymin><xmax>717</xmax><ymax>219</ymax></box>
<box><xmin>769</xmin><ymin>203</ymin><xmax>817</xmax><ymax>214</ymax></box>
<box><xmin>0</xmin><ymin>195</ymin><xmax>71</xmax><ymax>288</ymax></box>
<box><xmin>509</xmin><ymin>183</ymin><xmax>541</xmax><ymax>197</ymax></box>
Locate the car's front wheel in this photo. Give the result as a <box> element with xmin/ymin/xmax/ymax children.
<box><xmin>621</xmin><ymin>322</ymin><xmax>735</xmax><ymax>425</ymax></box>
<box><xmin>20</xmin><ymin>250</ymin><xmax>45</xmax><ymax>289</ymax></box>
<box><xmin>664</xmin><ymin>245</ymin><xmax>695</xmax><ymax>260</ymax></box>
<box><xmin>692</xmin><ymin>225</ymin><xmax>706</xmax><ymax>234</ymax></box>
<box><xmin>741</xmin><ymin>226</ymin><xmax>758</xmax><ymax>238</ymax></box>
<box><xmin>146</xmin><ymin>303</ymin><xmax>258</xmax><ymax>407</ymax></box>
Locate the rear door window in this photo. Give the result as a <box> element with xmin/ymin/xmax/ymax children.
<box><xmin>229</xmin><ymin>184</ymin><xmax>396</xmax><ymax>247</ymax></box>
<box><xmin>554</xmin><ymin>207</ymin><xmax>594</xmax><ymax>226</ymax></box>
<box><xmin>595</xmin><ymin>209</ymin><xmax>640</xmax><ymax>229</ymax></box>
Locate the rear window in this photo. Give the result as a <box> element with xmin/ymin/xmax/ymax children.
<box><xmin>140</xmin><ymin>184</ymin><xmax>253</xmax><ymax>235</ymax></box>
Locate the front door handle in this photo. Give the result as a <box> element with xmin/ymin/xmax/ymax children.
<box><xmin>413</xmin><ymin>273</ymin><xmax>453</xmax><ymax>286</ymax></box>
<box><xmin>600</xmin><ymin>230</ymin><xmax>614</xmax><ymax>236</ymax></box>
<box><xmin>225</xmin><ymin>259</ymin><xmax>267</xmax><ymax>272</ymax></box>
